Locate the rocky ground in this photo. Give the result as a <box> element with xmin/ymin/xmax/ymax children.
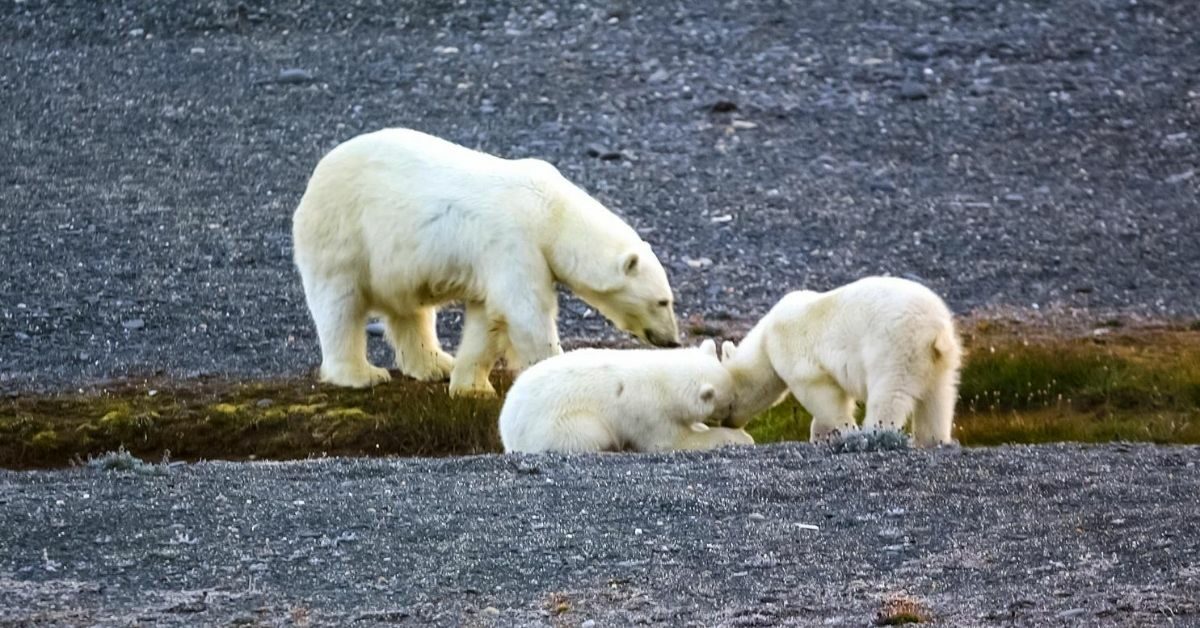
<box><xmin>2</xmin><ymin>0</ymin><xmax>1199</xmax><ymax>390</ymax></box>
<box><xmin>2</xmin><ymin>443</ymin><xmax>1198</xmax><ymax>626</ymax></box>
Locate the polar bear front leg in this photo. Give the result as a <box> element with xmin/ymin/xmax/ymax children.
<box><xmin>495</xmin><ymin>297</ymin><xmax>563</xmax><ymax>370</ymax></box>
<box><xmin>303</xmin><ymin>279</ymin><xmax>391</xmax><ymax>388</ymax></box>
<box><xmin>448</xmin><ymin>302</ymin><xmax>501</xmax><ymax>398</ymax></box>
<box><xmin>861</xmin><ymin>377</ymin><xmax>918</xmax><ymax>437</ymax></box>
<box><xmin>675</xmin><ymin>424</ymin><xmax>755</xmax><ymax>451</ymax></box>
<box><xmin>791</xmin><ymin>380</ymin><xmax>858</xmax><ymax>443</ymax></box>
<box><xmin>383</xmin><ymin>307</ymin><xmax>454</xmax><ymax>382</ymax></box>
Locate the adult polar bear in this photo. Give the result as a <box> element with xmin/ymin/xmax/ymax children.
<box><xmin>293</xmin><ymin>129</ymin><xmax>680</xmax><ymax>395</ymax></box>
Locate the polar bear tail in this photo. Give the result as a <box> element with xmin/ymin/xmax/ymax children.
<box><xmin>930</xmin><ymin>322</ymin><xmax>962</xmax><ymax>367</ymax></box>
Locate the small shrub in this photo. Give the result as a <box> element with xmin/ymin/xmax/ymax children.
<box><xmin>85</xmin><ymin>446</ymin><xmax>167</xmax><ymax>476</ymax></box>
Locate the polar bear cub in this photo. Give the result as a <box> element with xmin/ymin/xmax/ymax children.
<box><xmin>292</xmin><ymin>128</ymin><xmax>680</xmax><ymax>394</ymax></box>
<box><xmin>499</xmin><ymin>339</ymin><xmax>754</xmax><ymax>454</ymax></box>
<box><xmin>720</xmin><ymin>277</ymin><xmax>962</xmax><ymax>447</ymax></box>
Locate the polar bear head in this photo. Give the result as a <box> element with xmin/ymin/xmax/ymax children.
<box><xmin>570</xmin><ymin>244</ymin><xmax>681</xmax><ymax>348</ymax></box>
<box><xmin>717</xmin><ymin>339</ymin><xmax>789</xmax><ymax>428</ymax></box>
<box><xmin>673</xmin><ymin>339</ymin><xmax>735</xmax><ymax>422</ymax></box>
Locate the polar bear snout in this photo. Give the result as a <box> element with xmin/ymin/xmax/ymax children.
<box><xmin>644</xmin><ymin>327</ymin><xmax>680</xmax><ymax>348</ymax></box>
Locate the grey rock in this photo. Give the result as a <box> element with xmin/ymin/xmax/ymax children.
<box><xmin>276</xmin><ymin>68</ymin><xmax>315</xmax><ymax>84</ymax></box>
<box><xmin>903</xmin><ymin>43</ymin><xmax>937</xmax><ymax>60</ymax></box>
<box><xmin>898</xmin><ymin>80</ymin><xmax>929</xmax><ymax>100</ymax></box>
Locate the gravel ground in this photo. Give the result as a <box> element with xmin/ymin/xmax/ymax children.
<box><xmin>1</xmin><ymin>443</ymin><xmax>1198</xmax><ymax>626</ymax></box>
<box><xmin>2</xmin><ymin>0</ymin><xmax>1199</xmax><ymax>390</ymax></box>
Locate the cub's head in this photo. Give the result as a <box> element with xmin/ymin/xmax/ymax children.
<box><xmin>716</xmin><ymin>339</ymin><xmax>773</xmax><ymax>429</ymax></box>
<box><xmin>679</xmin><ymin>339</ymin><xmax>735</xmax><ymax>422</ymax></box>
<box><xmin>576</xmin><ymin>244</ymin><xmax>680</xmax><ymax>348</ymax></box>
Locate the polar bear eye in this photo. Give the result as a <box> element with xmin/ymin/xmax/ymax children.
<box><xmin>657</xmin><ymin>299</ymin><xmax>670</xmax><ymax>308</ymax></box>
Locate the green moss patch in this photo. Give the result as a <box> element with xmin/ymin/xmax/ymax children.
<box><xmin>2</xmin><ymin>323</ymin><xmax>1199</xmax><ymax>469</ymax></box>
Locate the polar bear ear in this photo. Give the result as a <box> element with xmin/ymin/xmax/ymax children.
<box><xmin>622</xmin><ymin>251</ymin><xmax>640</xmax><ymax>276</ymax></box>
<box><xmin>699</xmin><ymin>383</ymin><xmax>716</xmax><ymax>403</ymax></box>
<box><xmin>699</xmin><ymin>338</ymin><xmax>717</xmax><ymax>358</ymax></box>
<box><xmin>721</xmin><ymin>341</ymin><xmax>736</xmax><ymax>361</ymax></box>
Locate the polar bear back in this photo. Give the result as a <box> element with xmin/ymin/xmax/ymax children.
<box><xmin>765</xmin><ymin>277</ymin><xmax>957</xmax><ymax>399</ymax></box>
<box><xmin>499</xmin><ymin>347</ymin><xmax>730</xmax><ymax>453</ymax></box>
<box><xmin>293</xmin><ymin>129</ymin><xmax>561</xmax><ymax>306</ymax></box>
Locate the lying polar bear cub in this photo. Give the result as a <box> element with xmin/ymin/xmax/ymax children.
<box><xmin>720</xmin><ymin>276</ymin><xmax>963</xmax><ymax>447</ymax></box>
<box><xmin>293</xmin><ymin>128</ymin><xmax>680</xmax><ymax>394</ymax></box>
<box><xmin>500</xmin><ymin>339</ymin><xmax>754</xmax><ymax>454</ymax></box>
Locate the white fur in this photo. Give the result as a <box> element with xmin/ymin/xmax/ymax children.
<box><xmin>499</xmin><ymin>339</ymin><xmax>754</xmax><ymax>453</ymax></box>
<box><xmin>720</xmin><ymin>277</ymin><xmax>963</xmax><ymax>447</ymax></box>
<box><xmin>292</xmin><ymin>128</ymin><xmax>680</xmax><ymax>392</ymax></box>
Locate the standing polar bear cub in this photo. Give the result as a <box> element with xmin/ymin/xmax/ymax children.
<box><xmin>720</xmin><ymin>277</ymin><xmax>962</xmax><ymax>447</ymax></box>
<box><xmin>293</xmin><ymin>129</ymin><xmax>680</xmax><ymax>394</ymax></box>
<box><xmin>500</xmin><ymin>339</ymin><xmax>754</xmax><ymax>454</ymax></box>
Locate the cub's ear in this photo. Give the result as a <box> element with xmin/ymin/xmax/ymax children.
<box><xmin>721</xmin><ymin>341</ymin><xmax>736</xmax><ymax>361</ymax></box>
<box><xmin>699</xmin><ymin>383</ymin><xmax>716</xmax><ymax>403</ymax></box>
<box><xmin>622</xmin><ymin>251</ymin><xmax>640</xmax><ymax>276</ymax></box>
<box><xmin>699</xmin><ymin>338</ymin><xmax>717</xmax><ymax>358</ymax></box>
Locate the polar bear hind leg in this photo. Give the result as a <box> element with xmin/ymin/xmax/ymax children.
<box><xmin>382</xmin><ymin>306</ymin><xmax>454</xmax><ymax>382</ymax></box>
<box><xmin>304</xmin><ymin>276</ymin><xmax>391</xmax><ymax>388</ymax></box>
<box><xmin>912</xmin><ymin>371</ymin><xmax>957</xmax><ymax>446</ymax></box>
<box><xmin>510</xmin><ymin>414</ymin><xmax>618</xmax><ymax>454</ymax></box>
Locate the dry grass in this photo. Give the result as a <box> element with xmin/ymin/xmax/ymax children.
<box><xmin>2</xmin><ymin>322</ymin><xmax>1199</xmax><ymax>469</ymax></box>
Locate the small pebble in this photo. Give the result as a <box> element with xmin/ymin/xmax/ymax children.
<box><xmin>1165</xmin><ymin>169</ymin><xmax>1194</xmax><ymax>184</ymax></box>
<box><xmin>898</xmin><ymin>80</ymin><xmax>929</xmax><ymax>100</ymax></box>
<box><xmin>122</xmin><ymin>318</ymin><xmax>145</xmax><ymax>330</ymax></box>
<box><xmin>276</xmin><ymin>68</ymin><xmax>314</xmax><ymax>84</ymax></box>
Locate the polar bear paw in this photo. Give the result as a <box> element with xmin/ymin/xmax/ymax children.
<box><xmin>448</xmin><ymin>377</ymin><xmax>498</xmax><ymax>399</ymax></box>
<box><xmin>399</xmin><ymin>351</ymin><xmax>455</xmax><ymax>382</ymax></box>
<box><xmin>319</xmin><ymin>363</ymin><xmax>393</xmax><ymax>388</ymax></box>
